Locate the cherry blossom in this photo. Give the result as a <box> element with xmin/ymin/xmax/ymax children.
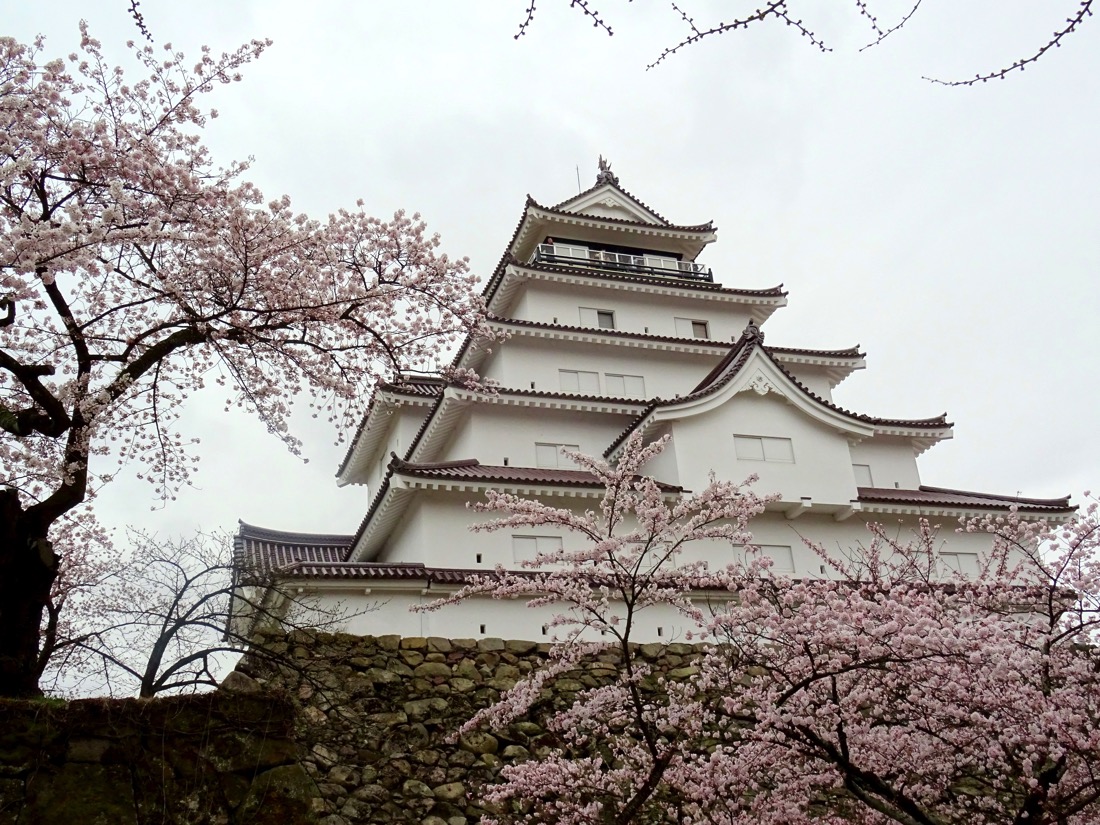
<box><xmin>0</xmin><ymin>29</ymin><xmax>486</xmax><ymax>697</ymax></box>
<box><xmin>432</xmin><ymin>433</ymin><xmax>1100</xmax><ymax>825</ymax></box>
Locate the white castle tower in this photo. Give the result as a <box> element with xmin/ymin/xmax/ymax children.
<box><xmin>235</xmin><ymin>164</ymin><xmax>1072</xmax><ymax>641</ymax></box>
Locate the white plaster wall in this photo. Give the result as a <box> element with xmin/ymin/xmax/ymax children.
<box><xmin>848</xmin><ymin>437</ymin><xmax>923</xmax><ymax>490</ymax></box>
<box><xmin>674</xmin><ymin>511</ymin><xmax>1005</xmax><ymax>576</ymax></box>
<box><xmin>443</xmin><ymin>404</ymin><xmax>635</xmax><ymax>469</ymax></box>
<box><xmin>362</xmin><ymin>404</ymin><xmax>434</xmax><ymax>493</ymax></box>
<box><xmin>305</xmin><ymin>494</ymin><xmax>1026</xmax><ymax>645</ymax></box>
<box><xmin>670</xmin><ymin>392</ymin><xmax>859</xmax><ymax>506</ymax></box>
<box><xmin>510</xmin><ymin>280</ymin><xmax>756</xmax><ymax>343</ymax></box>
<box><xmin>377</xmin><ymin>491</ymin><xmax>605</xmax><ymax>569</ymax></box>
<box><xmin>310</xmin><ymin>586</ymin><xmax>720</xmax><ymax>643</ymax></box>
<box><xmin>481</xmin><ymin>337</ymin><xmax>722</xmax><ymax>401</ymax></box>
<box><xmin>376</xmin><ymin>496</ymin><xmax>431</xmax><ymax>564</ymax></box>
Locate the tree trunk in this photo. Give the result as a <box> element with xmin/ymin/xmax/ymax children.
<box><xmin>0</xmin><ymin>489</ymin><xmax>58</xmax><ymax>698</ymax></box>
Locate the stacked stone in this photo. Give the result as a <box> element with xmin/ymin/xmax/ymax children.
<box><xmin>0</xmin><ymin>633</ymin><xmax>706</xmax><ymax>824</ymax></box>
<box><xmin>0</xmin><ymin>687</ymin><xmax>314</xmax><ymax>825</ymax></box>
<box><xmin>241</xmin><ymin>631</ymin><xmax>704</xmax><ymax>825</ymax></box>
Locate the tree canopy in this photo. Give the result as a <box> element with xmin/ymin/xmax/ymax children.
<box><xmin>431</xmin><ymin>435</ymin><xmax>1100</xmax><ymax>825</ymax></box>
<box><xmin>0</xmin><ymin>27</ymin><xmax>485</xmax><ymax>696</ymax></box>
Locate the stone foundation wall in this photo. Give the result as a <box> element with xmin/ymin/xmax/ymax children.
<box><xmin>0</xmin><ymin>633</ymin><xmax>703</xmax><ymax>824</ymax></box>
<box><xmin>0</xmin><ymin>686</ymin><xmax>318</xmax><ymax>825</ymax></box>
<box><xmin>239</xmin><ymin>631</ymin><xmax>703</xmax><ymax>825</ymax></box>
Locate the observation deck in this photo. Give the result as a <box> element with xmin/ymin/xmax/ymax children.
<box><xmin>530</xmin><ymin>243</ymin><xmax>713</xmax><ymax>283</ymax></box>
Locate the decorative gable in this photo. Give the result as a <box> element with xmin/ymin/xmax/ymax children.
<box><xmin>552</xmin><ymin>183</ymin><xmax>669</xmax><ymax>226</ymax></box>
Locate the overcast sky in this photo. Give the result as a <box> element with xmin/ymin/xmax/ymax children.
<box><xmin>7</xmin><ymin>1</ymin><xmax>1099</xmax><ymax>541</ymax></box>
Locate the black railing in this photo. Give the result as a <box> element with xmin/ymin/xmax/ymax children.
<box><xmin>531</xmin><ymin>244</ymin><xmax>713</xmax><ymax>283</ymax></box>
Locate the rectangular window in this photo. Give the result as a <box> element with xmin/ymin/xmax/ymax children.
<box><xmin>579</xmin><ymin>307</ymin><xmax>616</xmax><ymax>329</ymax></box>
<box><xmin>512</xmin><ymin>535</ymin><xmax>563</xmax><ymax>564</ymax></box>
<box><xmin>674</xmin><ymin>317</ymin><xmax>710</xmax><ymax>339</ymax></box>
<box><xmin>559</xmin><ymin>369</ymin><xmax>600</xmax><ymax>394</ymax></box>
<box><xmin>745</xmin><ymin>544</ymin><xmax>795</xmax><ymax>576</ymax></box>
<box><xmin>941</xmin><ymin>552</ymin><xmax>980</xmax><ymax>577</ymax></box>
<box><xmin>853</xmin><ymin>464</ymin><xmax>874</xmax><ymax>487</ymax></box>
<box><xmin>604</xmin><ymin>373</ymin><xmax>646</xmax><ymax>398</ymax></box>
<box><xmin>734</xmin><ymin>435</ymin><xmax>794</xmax><ymax>462</ymax></box>
<box><xmin>535</xmin><ymin>442</ymin><xmax>580</xmax><ymax>469</ymax></box>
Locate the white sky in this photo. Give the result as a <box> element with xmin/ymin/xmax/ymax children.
<box><xmin>7</xmin><ymin>1</ymin><xmax>1099</xmax><ymax>541</ymax></box>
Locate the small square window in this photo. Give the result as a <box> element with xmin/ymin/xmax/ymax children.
<box><xmin>580</xmin><ymin>307</ymin><xmax>616</xmax><ymax>329</ymax></box>
<box><xmin>535</xmin><ymin>443</ymin><xmax>580</xmax><ymax>469</ymax></box>
<box><xmin>853</xmin><ymin>464</ymin><xmax>874</xmax><ymax>487</ymax></box>
<box><xmin>675</xmin><ymin>317</ymin><xmax>710</xmax><ymax>339</ymax></box>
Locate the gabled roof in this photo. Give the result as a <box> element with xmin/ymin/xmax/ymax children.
<box><xmin>538</xmin><ymin>183</ymin><xmax>713</xmax><ymax>231</ymax></box>
<box><xmin>550</xmin><ymin>179</ymin><xmax>676</xmax><ymax>226</ymax></box>
<box><xmin>482</xmin><ymin>182</ymin><xmax>719</xmax><ymax>308</ymax></box>
<box><xmin>605</xmin><ymin>323</ymin><xmax>952</xmax><ymax>458</ymax></box>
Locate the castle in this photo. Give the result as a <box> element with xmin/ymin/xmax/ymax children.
<box><xmin>235</xmin><ymin>165</ymin><xmax>1073</xmax><ymax>641</ymax></box>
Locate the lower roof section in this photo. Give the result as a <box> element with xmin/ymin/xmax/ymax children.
<box><xmin>237</xmin><ymin>483</ymin><xmax>1074</xmax><ymax>583</ymax></box>
<box><xmin>857</xmin><ymin>486</ymin><xmax>1074</xmax><ymax>514</ymax></box>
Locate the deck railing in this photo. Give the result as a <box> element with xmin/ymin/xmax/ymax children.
<box><xmin>531</xmin><ymin>244</ymin><xmax>713</xmax><ymax>282</ymax></box>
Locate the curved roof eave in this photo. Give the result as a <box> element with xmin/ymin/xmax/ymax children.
<box><xmin>604</xmin><ymin>329</ymin><xmax>951</xmax><ymax>458</ymax></box>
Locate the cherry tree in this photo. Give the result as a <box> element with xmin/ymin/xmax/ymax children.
<box><xmin>0</xmin><ymin>29</ymin><xmax>486</xmax><ymax>697</ymax></box>
<box><xmin>419</xmin><ymin>432</ymin><xmax>777</xmax><ymax>825</ymax></box>
<box><xmin>34</xmin><ymin>508</ymin><xmax>120</xmax><ymax>689</ymax></box>
<box><xmin>684</xmin><ymin>505</ymin><xmax>1100</xmax><ymax>825</ymax></box>
<box><xmin>433</xmin><ymin>434</ymin><xmax>1100</xmax><ymax>825</ymax></box>
<box><xmin>40</xmin><ymin>529</ymin><xmax>366</xmax><ymax>699</ymax></box>
<box><xmin>525</xmin><ymin>1</ymin><xmax>1094</xmax><ymax>83</ymax></box>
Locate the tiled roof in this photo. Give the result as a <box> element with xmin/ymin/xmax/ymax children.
<box><xmin>482</xmin><ymin>192</ymin><xmax>718</xmax><ymax>305</ymax></box>
<box><xmin>688</xmin><ymin>333</ymin><xmax>948</xmax><ymax>429</ymax></box>
<box><xmin>770</xmin><ymin>344</ymin><xmax>865</xmax><ymax>359</ymax></box>
<box><xmin>385</xmin><ymin>376</ymin><xmax>448</xmax><ymax>396</ymax></box>
<box><xmin>335</xmin><ymin>377</ymin><xmax>445</xmax><ymax>478</ymax></box>
<box><xmin>487</xmin><ymin>315</ymin><xmax>727</xmax><ymax>349</ymax></box>
<box><xmin>486</xmin><ymin>387</ymin><xmax>648</xmax><ymax>408</ymax></box>
<box><xmin>235</xmin><ymin>522</ymin><xmax>354</xmax><ymax>571</ymax></box>
<box><xmin>234</xmin><ymin>531</ymin><xmax>488</xmax><ymax>583</ymax></box>
<box><xmin>858</xmin><ymin>486</ymin><xmax>1074</xmax><ymax>513</ymax></box>
<box><xmin>274</xmin><ymin>562</ymin><xmax>521</xmax><ymax>585</ymax></box>
<box><xmin>510</xmin><ymin>258</ymin><xmax>785</xmax><ymax>298</ymax></box>
<box><xmin>391</xmin><ymin>456</ymin><xmax>684</xmax><ymax>492</ymax></box>
<box><xmin>605</xmin><ymin>331</ymin><xmax>949</xmax><ymax>457</ymax></box>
